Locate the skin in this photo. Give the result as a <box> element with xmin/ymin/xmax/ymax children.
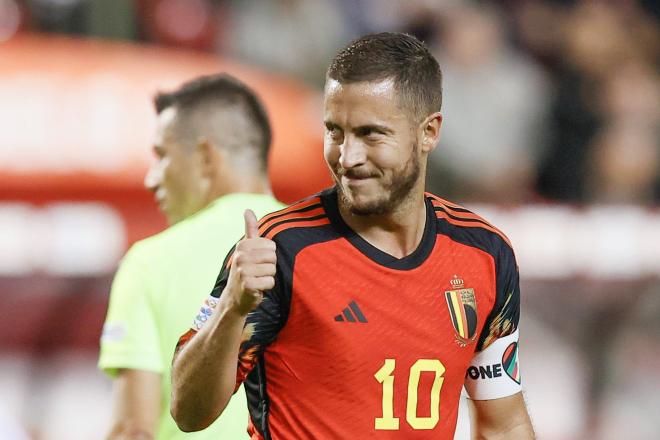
<box><xmin>144</xmin><ymin>107</ymin><xmax>210</xmax><ymax>226</ymax></box>
<box><xmin>106</xmin><ymin>369</ymin><xmax>161</xmax><ymax>440</ymax></box>
<box><xmin>171</xmin><ymin>79</ymin><xmax>534</xmax><ymax>438</ymax></box>
<box><xmin>171</xmin><ymin>209</ymin><xmax>275</xmax><ymax>432</ymax></box>
<box><xmin>469</xmin><ymin>394</ymin><xmax>535</xmax><ymax>439</ymax></box>
<box><xmin>144</xmin><ymin>106</ymin><xmax>270</xmax><ymax>225</ymax></box>
<box><xmin>323</xmin><ymin>78</ymin><xmax>439</xmax><ymax>257</ymax></box>
<box><xmin>107</xmin><ymin>105</ymin><xmax>271</xmax><ymax>440</ymax></box>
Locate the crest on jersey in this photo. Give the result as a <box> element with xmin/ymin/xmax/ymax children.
<box><xmin>444</xmin><ymin>275</ymin><xmax>478</xmax><ymax>346</ymax></box>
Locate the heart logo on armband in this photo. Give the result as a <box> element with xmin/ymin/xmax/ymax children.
<box><xmin>502</xmin><ymin>342</ymin><xmax>520</xmax><ymax>384</ymax></box>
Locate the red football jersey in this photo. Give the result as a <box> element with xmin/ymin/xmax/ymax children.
<box><xmin>179</xmin><ymin>187</ymin><xmax>521</xmax><ymax>439</ymax></box>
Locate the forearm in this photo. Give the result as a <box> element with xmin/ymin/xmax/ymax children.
<box><xmin>472</xmin><ymin>419</ymin><xmax>535</xmax><ymax>440</ymax></box>
<box><xmin>172</xmin><ymin>214</ymin><xmax>275</xmax><ymax>431</ymax></box>
<box><xmin>106</xmin><ymin>369</ymin><xmax>161</xmax><ymax>440</ymax></box>
<box><xmin>469</xmin><ymin>393</ymin><xmax>535</xmax><ymax>440</ymax></box>
<box><xmin>107</xmin><ymin>426</ymin><xmax>154</xmax><ymax>440</ymax></box>
<box><xmin>170</xmin><ymin>296</ymin><xmax>247</xmax><ymax>432</ymax></box>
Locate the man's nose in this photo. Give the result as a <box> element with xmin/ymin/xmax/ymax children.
<box><xmin>338</xmin><ymin>136</ymin><xmax>367</xmax><ymax>170</ymax></box>
<box><xmin>144</xmin><ymin>164</ymin><xmax>161</xmax><ymax>192</ymax></box>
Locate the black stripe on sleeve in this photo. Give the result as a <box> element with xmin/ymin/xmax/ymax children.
<box><xmin>259</xmin><ymin>203</ymin><xmax>322</xmax><ymax>230</ymax></box>
<box><xmin>262</xmin><ymin>214</ymin><xmax>328</xmax><ymax>237</ymax></box>
<box><xmin>433</xmin><ymin>206</ymin><xmax>495</xmax><ymax>228</ymax></box>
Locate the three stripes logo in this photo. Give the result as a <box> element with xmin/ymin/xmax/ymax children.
<box><xmin>334</xmin><ymin>300</ymin><xmax>368</xmax><ymax>323</ymax></box>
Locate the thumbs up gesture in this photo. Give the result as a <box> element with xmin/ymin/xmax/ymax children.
<box><xmin>225</xmin><ymin>210</ymin><xmax>277</xmax><ymax>316</ymax></box>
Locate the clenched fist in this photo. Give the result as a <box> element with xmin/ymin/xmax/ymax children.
<box><xmin>225</xmin><ymin>209</ymin><xmax>277</xmax><ymax>316</ymax></box>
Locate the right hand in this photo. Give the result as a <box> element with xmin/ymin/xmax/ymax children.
<box><xmin>225</xmin><ymin>209</ymin><xmax>277</xmax><ymax>316</ymax></box>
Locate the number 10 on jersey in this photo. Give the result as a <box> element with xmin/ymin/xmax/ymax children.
<box><xmin>374</xmin><ymin>359</ymin><xmax>446</xmax><ymax>430</ymax></box>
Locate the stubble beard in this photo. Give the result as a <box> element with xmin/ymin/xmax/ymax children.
<box><xmin>336</xmin><ymin>143</ymin><xmax>421</xmax><ymax>217</ymax></box>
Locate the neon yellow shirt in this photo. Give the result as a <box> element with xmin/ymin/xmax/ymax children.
<box><xmin>99</xmin><ymin>193</ymin><xmax>283</xmax><ymax>439</ymax></box>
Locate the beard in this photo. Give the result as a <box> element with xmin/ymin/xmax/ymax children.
<box><xmin>334</xmin><ymin>143</ymin><xmax>421</xmax><ymax>216</ymax></box>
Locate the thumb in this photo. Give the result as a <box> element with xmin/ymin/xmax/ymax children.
<box><xmin>244</xmin><ymin>209</ymin><xmax>259</xmax><ymax>239</ymax></box>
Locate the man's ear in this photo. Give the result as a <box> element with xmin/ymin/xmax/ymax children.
<box><xmin>196</xmin><ymin>138</ymin><xmax>223</xmax><ymax>179</ymax></box>
<box><xmin>419</xmin><ymin>112</ymin><xmax>442</xmax><ymax>154</ymax></box>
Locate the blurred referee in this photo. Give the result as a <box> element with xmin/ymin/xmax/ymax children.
<box><xmin>99</xmin><ymin>74</ymin><xmax>282</xmax><ymax>439</ymax></box>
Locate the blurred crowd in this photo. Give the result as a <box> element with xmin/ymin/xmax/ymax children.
<box><xmin>2</xmin><ymin>0</ymin><xmax>658</xmax><ymax>206</ymax></box>
<box><xmin>1</xmin><ymin>2</ymin><xmax>659</xmax><ymax>439</ymax></box>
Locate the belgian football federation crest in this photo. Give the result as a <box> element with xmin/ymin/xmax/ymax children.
<box><xmin>444</xmin><ymin>275</ymin><xmax>478</xmax><ymax>346</ymax></box>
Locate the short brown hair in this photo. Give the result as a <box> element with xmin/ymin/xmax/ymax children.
<box><xmin>326</xmin><ymin>32</ymin><xmax>443</xmax><ymax>122</ymax></box>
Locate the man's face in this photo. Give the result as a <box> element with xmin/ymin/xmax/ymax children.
<box><xmin>144</xmin><ymin>107</ymin><xmax>207</xmax><ymax>225</ymax></box>
<box><xmin>323</xmin><ymin>79</ymin><xmax>422</xmax><ymax>216</ymax></box>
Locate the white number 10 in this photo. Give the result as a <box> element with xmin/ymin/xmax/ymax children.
<box><xmin>374</xmin><ymin>358</ymin><xmax>446</xmax><ymax>430</ymax></box>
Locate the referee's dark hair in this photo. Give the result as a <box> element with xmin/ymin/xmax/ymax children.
<box><xmin>154</xmin><ymin>73</ymin><xmax>272</xmax><ymax>172</ymax></box>
<box><xmin>327</xmin><ymin>32</ymin><xmax>443</xmax><ymax>123</ymax></box>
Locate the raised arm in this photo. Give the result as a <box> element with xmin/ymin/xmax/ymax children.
<box><xmin>170</xmin><ymin>210</ymin><xmax>277</xmax><ymax>432</ymax></box>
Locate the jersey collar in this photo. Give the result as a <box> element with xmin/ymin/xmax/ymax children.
<box><xmin>321</xmin><ymin>186</ymin><xmax>437</xmax><ymax>271</ymax></box>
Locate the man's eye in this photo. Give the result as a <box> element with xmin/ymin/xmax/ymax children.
<box><xmin>327</xmin><ymin>127</ymin><xmax>342</xmax><ymax>139</ymax></box>
<box><xmin>357</xmin><ymin>127</ymin><xmax>383</xmax><ymax>138</ymax></box>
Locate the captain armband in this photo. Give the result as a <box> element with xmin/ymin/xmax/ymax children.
<box><xmin>464</xmin><ymin>329</ymin><xmax>522</xmax><ymax>400</ymax></box>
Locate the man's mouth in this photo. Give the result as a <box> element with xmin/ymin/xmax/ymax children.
<box><xmin>344</xmin><ymin>174</ymin><xmax>372</xmax><ymax>180</ymax></box>
<box><xmin>339</xmin><ymin>169</ymin><xmax>376</xmax><ymax>180</ymax></box>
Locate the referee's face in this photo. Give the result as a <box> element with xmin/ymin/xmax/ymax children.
<box><xmin>323</xmin><ymin>78</ymin><xmax>423</xmax><ymax>216</ymax></box>
<box><xmin>144</xmin><ymin>107</ymin><xmax>207</xmax><ymax>225</ymax></box>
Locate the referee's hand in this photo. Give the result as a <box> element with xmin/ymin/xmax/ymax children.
<box><xmin>225</xmin><ymin>209</ymin><xmax>277</xmax><ymax>316</ymax></box>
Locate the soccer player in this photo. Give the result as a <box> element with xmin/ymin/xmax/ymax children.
<box><xmin>98</xmin><ymin>74</ymin><xmax>283</xmax><ymax>439</ymax></box>
<box><xmin>171</xmin><ymin>33</ymin><xmax>535</xmax><ymax>439</ymax></box>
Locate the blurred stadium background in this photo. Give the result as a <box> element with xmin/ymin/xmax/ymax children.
<box><xmin>0</xmin><ymin>0</ymin><xmax>658</xmax><ymax>438</ymax></box>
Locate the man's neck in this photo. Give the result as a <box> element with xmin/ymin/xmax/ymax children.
<box><xmin>213</xmin><ymin>175</ymin><xmax>273</xmax><ymax>201</ymax></box>
<box><xmin>338</xmin><ymin>190</ymin><xmax>428</xmax><ymax>259</ymax></box>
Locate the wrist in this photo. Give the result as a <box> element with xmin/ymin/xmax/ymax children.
<box><xmin>219</xmin><ymin>288</ymin><xmax>252</xmax><ymax>318</ymax></box>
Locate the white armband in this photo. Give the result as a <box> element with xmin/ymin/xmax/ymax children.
<box><xmin>464</xmin><ymin>329</ymin><xmax>522</xmax><ymax>400</ymax></box>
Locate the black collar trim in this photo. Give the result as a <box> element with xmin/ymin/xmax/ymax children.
<box><xmin>320</xmin><ymin>187</ymin><xmax>436</xmax><ymax>270</ymax></box>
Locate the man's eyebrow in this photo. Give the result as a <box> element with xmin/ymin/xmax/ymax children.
<box><xmin>324</xmin><ymin>120</ymin><xmax>340</xmax><ymax>129</ymax></box>
<box><xmin>353</xmin><ymin>124</ymin><xmax>393</xmax><ymax>135</ymax></box>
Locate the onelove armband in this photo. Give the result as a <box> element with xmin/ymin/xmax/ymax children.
<box><xmin>464</xmin><ymin>329</ymin><xmax>522</xmax><ymax>400</ymax></box>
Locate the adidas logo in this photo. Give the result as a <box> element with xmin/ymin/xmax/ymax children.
<box><xmin>334</xmin><ymin>300</ymin><xmax>368</xmax><ymax>323</ymax></box>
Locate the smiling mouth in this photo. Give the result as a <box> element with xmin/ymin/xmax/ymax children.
<box><xmin>342</xmin><ymin>175</ymin><xmax>375</xmax><ymax>188</ymax></box>
<box><xmin>345</xmin><ymin>175</ymin><xmax>371</xmax><ymax>180</ymax></box>
<box><xmin>341</xmin><ymin>170</ymin><xmax>376</xmax><ymax>179</ymax></box>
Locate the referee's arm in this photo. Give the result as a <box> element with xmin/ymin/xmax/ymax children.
<box><xmin>106</xmin><ymin>369</ymin><xmax>160</xmax><ymax>440</ymax></box>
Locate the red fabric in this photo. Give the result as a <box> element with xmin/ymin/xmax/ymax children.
<box><xmin>259</xmin><ymin>235</ymin><xmax>497</xmax><ymax>439</ymax></box>
<box><xmin>247</xmin><ymin>416</ymin><xmax>265</xmax><ymax>440</ymax></box>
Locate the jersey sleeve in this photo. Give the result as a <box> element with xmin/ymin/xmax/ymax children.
<box><xmin>175</xmin><ymin>242</ymin><xmax>288</xmax><ymax>391</ymax></box>
<box><xmin>465</xmin><ymin>242</ymin><xmax>522</xmax><ymax>400</ymax></box>
<box><xmin>98</xmin><ymin>246</ymin><xmax>163</xmax><ymax>377</ymax></box>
